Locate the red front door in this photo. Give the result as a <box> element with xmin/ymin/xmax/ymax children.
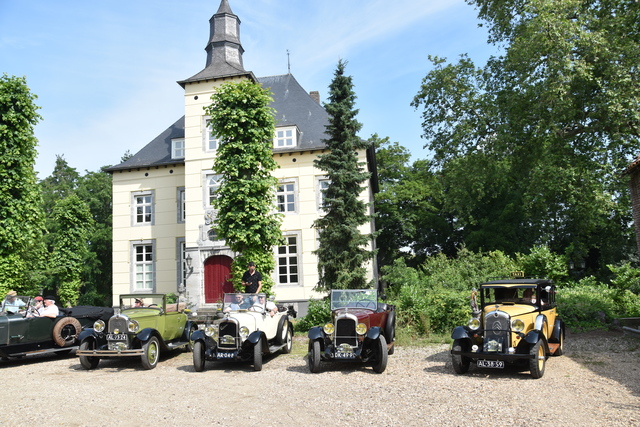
<box><xmin>204</xmin><ymin>255</ymin><xmax>234</xmax><ymax>303</ymax></box>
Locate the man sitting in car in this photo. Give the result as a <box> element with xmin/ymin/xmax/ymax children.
<box><xmin>249</xmin><ymin>294</ymin><xmax>278</xmax><ymax>317</ymax></box>
<box><xmin>2</xmin><ymin>291</ymin><xmax>26</xmax><ymax>314</ymax></box>
<box><xmin>224</xmin><ymin>294</ymin><xmax>250</xmax><ymax>312</ymax></box>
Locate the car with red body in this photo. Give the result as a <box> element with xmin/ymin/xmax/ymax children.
<box><xmin>307</xmin><ymin>289</ymin><xmax>395</xmax><ymax>373</ymax></box>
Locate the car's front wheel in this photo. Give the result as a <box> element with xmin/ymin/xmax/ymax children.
<box><xmin>451</xmin><ymin>339</ymin><xmax>470</xmax><ymax>374</ymax></box>
<box><xmin>141</xmin><ymin>336</ymin><xmax>160</xmax><ymax>370</ymax></box>
<box><xmin>529</xmin><ymin>339</ymin><xmax>546</xmax><ymax>379</ymax></box>
<box><xmin>308</xmin><ymin>340</ymin><xmax>321</xmax><ymax>373</ymax></box>
<box><xmin>372</xmin><ymin>334</ymin><xmax>388</xmax><ymax>373</ymax></box>
<box><xmin>186</xmin><ymin>323</ymin><xmax>198</xmax><ymax>352</ymax></box>
<box><xmin>78</xmin><ymin>340</ymin><xmax>100</xmax><ymax>370</ymax></box>
<box><xmin>193</xmin><ymin>341</ymin><xmax>205</xmax><ymax>372</ymax></box>
<box><xmin>253</xmin><ymin>338</ymin><xmax>263</xmax><ymax>371</ymax></box>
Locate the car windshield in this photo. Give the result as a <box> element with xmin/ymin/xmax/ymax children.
<box><xmin>481</xmin><ymin>286</ymin><xmax>538</xmax><ymax>305</ymax></box>
<box><xmin>330</xmin><ymin>289</ymin><xmax>378</xmax><ymax>311</ymax></box>
<box><xmin>223</xmin><ymin>293</ymin><xmax>266</xmax><ymax>312</ymax></box>
<box><xmin>120</xmin><ymin>295</ymin><xmax>165</xmax><ymax>310</ymax></box>
<box><xmin>1</xmin><ymin>295</ymin><xmax>30</xmax><ymax>315</ymax></box>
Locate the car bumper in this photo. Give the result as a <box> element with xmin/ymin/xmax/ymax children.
<box><xmin>76</xmin><ymin>349</ymin><xmax>144</xmax><ymax>357</ymax></box>
<box><xmin>451</xmin><ymin>349</ymin><xmax>536</xmax><ymax>361</ymax></box>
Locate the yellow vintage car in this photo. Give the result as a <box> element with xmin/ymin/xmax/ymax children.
<box><xmin>451</xmin><ymin>278</ymin><xmax>565</xmax><ymax>379</ymax></box>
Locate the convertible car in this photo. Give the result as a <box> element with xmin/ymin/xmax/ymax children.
<box><xmin>0</xmin><ymin>296</ymin><xmax>113</xmax><ymax>360</ymax></box>
<box><xmin>191</xmin><ymin>293</ymin><xmax>293</xmax><ymax>371</ymax></box>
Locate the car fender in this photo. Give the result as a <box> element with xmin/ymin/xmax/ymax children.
<box><xmin>247</xmin><ymin>330</ymin><xmax>264</xmax><ymax>346</ymax></box>
<box><xmin>551</xmin><ymin>318</ymin><xmax>564</xmax><ymax>342</ymax></box>
<box><xmin>451</xmin><ymin>325</ymin><xmax>472</xmax><ymax>341</ymax></box>
<box><xmin>190</xmin><ymin>329</ymin><xmax>207</xmax><ymax>343</ymax></box>
<box><xmin>366</xmin><ymin>326</ymin><xmax>382</xmax><ymax>340</ymax></box>
<box><xmin>524</xmin><ymin>330</ymin><xmax>550</xmax><ymax>354</ymax></box>
<box><xmin>181</xmin><ymin>320</ymin><xmax>198</xmax><ymax>342</ymax></box>
<box><xmin>135</xmin><ymin>328</ymin><xmax>156</xmax><ymax>343</ymax></box>
<box><xmin>308</xmin><ymin>326</ymin><xmax>325</xmax><ymax>341</ymax></box>
<box><xmin>78</xmin><ymin>328</ymin><xmax>100</xmax><ymax>343</ymax></box>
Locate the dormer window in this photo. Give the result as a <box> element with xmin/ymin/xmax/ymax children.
<box><xmin>171</xmin><ymin>138</ymin><xmax>185</xmax><ymax>159</ymax></box>
<box><xmin>274</xmin><ymin>126</ymin><xmax>299</xmax><ymax>148</ymax></box>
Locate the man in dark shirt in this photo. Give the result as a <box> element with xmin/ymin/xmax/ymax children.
<box><xmin>242</xmin><ymin>262</ymin><xmax>262</xmax><ymax>293</ymax></box>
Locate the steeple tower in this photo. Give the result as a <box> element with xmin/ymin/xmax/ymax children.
<box><xmin>178</xmin><ymin>0</ymin><xmax>255</xmax><ymax>87</ymax></box>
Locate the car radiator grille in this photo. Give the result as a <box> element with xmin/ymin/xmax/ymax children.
<box><xmin>335</xmin><ymin>318</ymin><xmax>357</xmax><ymax>346</ymax></box>
<box><xmin>483</xmin><ymin>311</ymin><xmax>510</xmax><ymax>353</ymax></box>
<box><xmin>108</xmin><ymin>316</ymin><xmax>128</xmax><ymax>334</ymax></box>
<box><xmin>218</xmin><ymin>321</ymin><xmax>238</xmax><ymax>349</ymax></box>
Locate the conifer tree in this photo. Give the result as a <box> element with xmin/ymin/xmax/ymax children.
<box><xmin>314</xmin><ymin>60</ymin><xmax>374</xmax><ymax>291</ymax></box>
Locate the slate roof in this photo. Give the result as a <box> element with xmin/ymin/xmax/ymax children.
<box><xmin>106</xmin><ymin>74</ymin><xmax>329</xmax><ymax>172</ymax></box>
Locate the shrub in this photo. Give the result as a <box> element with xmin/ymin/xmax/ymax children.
<box><xmin>294</xmin><ymin>298</ymin><xmax>330</xmax><ymax>332</ymax></box>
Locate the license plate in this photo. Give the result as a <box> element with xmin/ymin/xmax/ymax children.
<box><xmin>107</xmin><ymin>334</ymin><xmax>127</xmax><ymax>341</ymax></box>
<box><xmin>216</xmin><ymin>351</ymin><xmax>236</xmax><ymax>359</ymax></box>
<box><xmin>477</xmin><ymin>360</ymin><xmax>504</xmax><ymax>369</ymax></box>
<box><xmin>335</xmin><ymin>352</ymin><xmax>356</xmax><ymax>359</ymax></box>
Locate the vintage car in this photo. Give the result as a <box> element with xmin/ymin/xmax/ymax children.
<box><xmin>191</xmin><ymin>293</ymin><xmax>293</xmax><ymax>372</ymax></box>
<box><xmin>1</xmin><ymin>296</ymin><xmax>113</xmax><ymax>360</ymax></box>
<box><xmin>307</xmin><ymin>289</ymin><xmax>396</xmax><ymax>374</ymax></box>
<box><xmin>451</xmin><ymin>277</ymin><xmax>565</xmax><ymax>379</ymax></box>
<box><xmin>76</xmin><ymin>294</ymin><xmax>197</xmax><ymax>370</ymax></box>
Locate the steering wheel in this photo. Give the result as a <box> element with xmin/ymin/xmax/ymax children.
<box><xmin>148</xmin><ymin>304</ymin><xmax>158</xmax><ymax>307</ymax></box>
<box><xmin>355</xmin><ymin>301</ymin><xmax>375</xmax><ymax>309</ymax></box>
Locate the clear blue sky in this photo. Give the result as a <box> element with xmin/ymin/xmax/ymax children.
<box><xmin>1</xmin><ymin>0</ymin><xmax>496</xmax><ymax>178</ymax></box>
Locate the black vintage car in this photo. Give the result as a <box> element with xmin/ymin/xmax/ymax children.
<box><xmin>0</xmin><ymin>296</ymin><xmax>113</xmax><ymax>360</ymax></box>
<box><xmin>307</xmin><ymin>289</ymin><xmax>396</xmax><ymax>374</ymax></box>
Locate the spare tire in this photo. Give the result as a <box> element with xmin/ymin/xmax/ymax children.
<box><xmin>52</xmin><ymin>317</ymin><xmax>82</xmax><ymax>347</ymax></box>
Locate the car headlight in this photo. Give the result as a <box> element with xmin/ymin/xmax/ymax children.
<box><xmin>205</xmin><ymin>325</ymin><xmax>218</xmax><ymax>338</ymax></box>
<box><xmin>355</xmin><ymin>323</ymin><xmax>367</xmax><ymax>335</ymax></box>
<box><xmin>323</xmin><ymin>323</ymin><xmax>335</xmax><ymax>334</ymax></box>
<box><xmin>93</xmin><ymin>319</ymin><xmax>105</xmax><ymax>332</ymax></box>
<box><xmin>127</xmin><ymin>319</ymin><xmax>140</xmax><ymax>333</ymax></box>
<box><xmin>468</xmin><ymin>318</ymin><xmax>480</xmax><ymax>330</ymax></box>
<box><xmin>512</xmin><ymin>319</ymin><xmax>525</xmax><ymax>332</ymax></box>
<box><xmin>239</xmin><ymin>326</ymin><xmax>249</xmax><ymax>338</ymax></box>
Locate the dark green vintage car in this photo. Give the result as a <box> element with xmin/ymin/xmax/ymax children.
<box><xmin>76</xmin><ymin>294</ymin><xmax>197</xmax><ymax>370</ymax></box>
<box><xmin>1</xmin><ymin>296</ymin><xmax>113</xmax><ymax>360</ymax></box>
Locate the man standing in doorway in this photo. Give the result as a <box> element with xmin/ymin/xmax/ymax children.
<box><xmin>242</xmin><ymin>262</ymin><xmax>262</xmax><ymax>294</ymax></box>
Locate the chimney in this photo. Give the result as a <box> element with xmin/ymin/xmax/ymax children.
<box><xmin>310</xmin><ymin>91</ymin><xmax>320</xmax><ymax>104</ymax></box>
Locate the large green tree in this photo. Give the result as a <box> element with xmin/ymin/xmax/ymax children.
<box><xmin>49</xmin><ymin>194</ymin><xmax>94</xmax><ymax>306</ymax></box>
<box><xmin>205</xmin><ymin>80</ymin><xmax>282</xmax><ymax>294</ymax></box>
<box><xmin>412</xmin><ymin>0</ymin><xmax>640</xmax><ymax>274</ymax></box>
<box><xmin>313</xmin><ymin>60</ymin><xmax>374</xmax><ymax>291</ymax></box>
<box><xmin>0</xmin><ymin>74</ymin><xmax>46</xmax><ymax>294</ymax></box>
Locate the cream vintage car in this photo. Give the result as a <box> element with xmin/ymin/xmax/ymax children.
<box><xmin>191</xmin><ymin>293</ymin><xmax>293</xmax><ymax>371</ymax></box>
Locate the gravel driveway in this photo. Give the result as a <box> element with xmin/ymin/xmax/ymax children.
<box><xmin>1</xmin><ymin>330</ymin><xmax>638</xmax><ymax>426</ymax></box>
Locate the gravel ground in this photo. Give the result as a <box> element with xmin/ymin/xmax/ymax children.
<box><xmin>1</xmin><ymin>330</ymin><xmax>638</xmax><ymax>426</ymax></box>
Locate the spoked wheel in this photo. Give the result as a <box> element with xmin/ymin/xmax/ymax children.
<box><xmin>253</xmin><ymin>338</ymin><xmax>263</xmax><ymax>371</ymax></box>
<box><xmin>141</xmin><ymin>336</ymin><xmax>160</xmax><ymax>370</ymax></box>
<box><xmin>79</xmin><ymin>340</ymin><xmax>100</xmax><ymax>370</ymax></box>
<box><xmin>372</xmin><ymin>334</ymin><xmax>388</xmax><ymax>373</ymax></box>
<box><xmin>529</xmin><ymin>339</ymin><xmax>546</xmax><ymax>379</ymax></box>
<box><xmin>193</xmin><ymin>341</ymin><xmax>205</xmax><ymax>372</ymax></box>
<box><xmin>308</xmin><ymin>340</ymin><xmax>321</xmax><ymax>373</ymax></box>
<box><xmin>451</xmin><ymin>339</ymin><xmax>470</xmax><ymax>374</ymax></box>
